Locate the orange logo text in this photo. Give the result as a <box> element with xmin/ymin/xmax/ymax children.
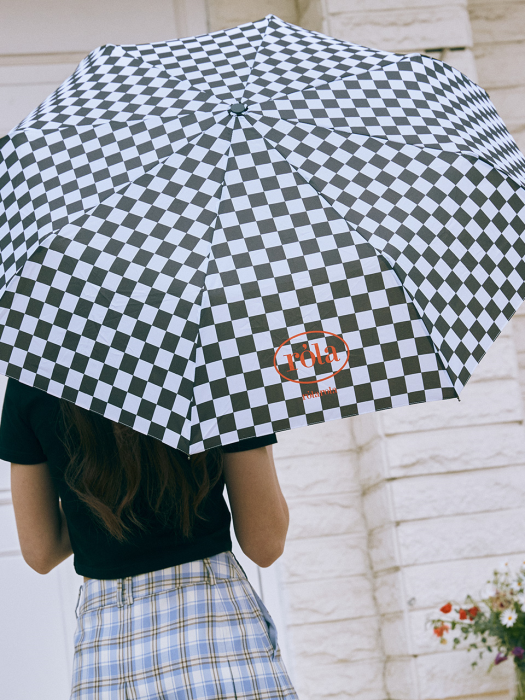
<box><xmin>302</xmin><ymin>387</ymin><xmax>338</xmax><ymax>400</ymax></box>
<box><xmin>273</xmin><ymin>330</ymin><xmax>350</xmax><ymax>385</ymax></box>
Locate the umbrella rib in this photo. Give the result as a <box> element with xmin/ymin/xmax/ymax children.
<box><xmin>237</xmin><ymin>14</ymin><xmax>284</xmax><ymax>97</ymax></box>
<box><xmin>98</xmin><ymin>44</ymin><xmax>225</xmax><ymax>108</ymax></box>
<box><xmin>244</xmin><ymin>55</ymin><xmax>409</xmax><ymax>100</ymax></box>
<box><xmin>242</xmin><ymin>18</ymin><xmax>407</xmax><ymax>99</ymax></box>
<box><xmin>12</xmin><ymin>108</ymin><xmax>228</xmax><ymax>134</ymax></box>
<box><xmin>250</xmin><ymin>110</ymin><xmax>525</xmax><ymax>196</ymax></box>
<box><xmin>244</xmin><ymin>51</ymin><xmax>479</xmax><ymax>107</ymax></box>
<box><xmin>180</xmin><ymin>126</ymin><xmax>237</xmax><ymax>450</ymax></box>
<box><xmin>1</xmin><ymin>117</ymin><xmax>227</xmax><ymax>297</ymax></box>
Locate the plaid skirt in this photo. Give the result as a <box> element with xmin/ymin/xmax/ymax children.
<box><xmin>71</xmin><ymin>551</ymin><xmax>298</xmax><ymax>699</ymax></box>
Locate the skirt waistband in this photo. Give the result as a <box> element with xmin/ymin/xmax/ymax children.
<box><xmin>76</xmin><ymin>551</ymin><xmax>243</xmax><ymax>616</ymax></box>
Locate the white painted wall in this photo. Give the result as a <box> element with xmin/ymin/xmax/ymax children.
<box><xmin>0</xmin><ymin>373</ymin><xmax>83</xmax><ymax>699</ymax></box>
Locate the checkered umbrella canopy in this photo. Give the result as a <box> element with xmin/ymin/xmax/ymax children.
<box><xmin>1</xmin><ymin>15</ymin><xmax>525</xmax><ymax>453</ymax></box>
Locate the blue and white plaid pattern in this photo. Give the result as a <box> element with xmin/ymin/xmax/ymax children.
<box><xmin>71</xmin><ymin>552</ymin><xmax>297</xmax><ymax>699</ymax></box>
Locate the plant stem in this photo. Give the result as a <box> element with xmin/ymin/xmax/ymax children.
<box><xmin>515</xmin><ymin>664</ymin><xmax>525</xmax><ymax>700</ymax></box>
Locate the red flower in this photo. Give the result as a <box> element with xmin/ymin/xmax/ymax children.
<box><xmin>433</xmin><ymin>624</ymin><xmax>450</xmax><ymax>638</ymax></box>
<box><xmin>468</xmin><ymin>607</ymin><xmax>479</xmax><ymax>619</ymax></box>
<box><xmin>459</xmin><ymin>609</ymin><xmax>468</xmax><ymax>620</ymax></box>
<box><xmin>440</xmin><ymin>603</ymin><xmax>452</xmax><ymax>614</ymax></box>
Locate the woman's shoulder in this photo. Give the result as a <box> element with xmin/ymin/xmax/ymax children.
<box><xmin>222</xmin><ymin>434</ymin><xmax>277</xmax><ymax>453</ymax></box>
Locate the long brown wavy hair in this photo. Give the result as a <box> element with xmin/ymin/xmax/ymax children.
<box><xmin>59</xmin><ymin>401</ymin><xmax>223</xmax><ymax>541</ymax></box>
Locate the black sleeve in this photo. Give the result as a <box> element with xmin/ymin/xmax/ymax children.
<box><xmin>222</xmin><ymin>433</ymin><xmax>277</xmax><ymax>453</ymax></box>
<box><xmin>0</xmin><ymin>378</ymin><xmax>47</xmax><ymax>464</ymax></box>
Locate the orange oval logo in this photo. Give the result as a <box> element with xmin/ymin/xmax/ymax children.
<box><xmin>273</xmin><ymin>330</ymin><xmax>350</xmax><ymax>385</ymax></box>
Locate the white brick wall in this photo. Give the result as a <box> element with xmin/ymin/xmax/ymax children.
<box><xmin>314</xmin><ymin>0</ymin><xmax>473</xmax><ymax>53</ymax></box>
<box><xmin>273</xmin><ymin>419</ymin><xmax>387</xmax><ymax>700</ymax></box>
<box><xmin>470</xmin><ymin>0</ymin><xmax>525</xmax><ymax>151</ymax></box>
<box><xmin>351</xmin><ymin>322</ymin><xmax>525</xmax><ymax>700</ymax></box>
<box><xmin>290</xmin><ymin>2</ymin><xmax>525</xmax><ymax>699</ymax></box>
<box><xmin>207</xmin><ymin>0</ymin><xmax>298</xmax><ymax>31</ymax></box>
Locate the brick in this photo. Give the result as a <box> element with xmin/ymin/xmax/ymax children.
<box><xmin>369</xmin><ymin>524</ymin><xmax>400</xmax><ymax>572</ymax></box>
<box><xmin>470</xmin><ymin>2</ymin><xmax>525</xmax><ymax>45</ymax></box>
<box><xmin>415</xmin><ymin>649</ymin><xmax>514</xmax><ymax>699</ymax></box>
<box><xmin>172</xmin><ymin>0</ymin><xmax>208</xmax><ymax>39</ymax></box>
<box><xmin>474</xmin><ymin>41</ymin><xmax>525</xmax><ymax>89</ymax></box>
<box><xmin>290</xmin><ymin>617</ymin><xmax>382</xmax><ymax>664</ymax></box>
<box><xmin>273</xmin><ymin>416</ymin><xmax>354</xmax><ymax>459</ymax></box>
<box><xmin>287</xmin><ymin>491</ymin><xmax>366</xmax><ymax>540</ymax></box>
<box><xmin>357</xmin><ymin>438</ymin><xmax>388</xmax><ymax>489</ymax></box>
<box><xmin>282</xmin><ymin>533</ymin><xmax>369</xmax><ymax>583</ymax></box>
<box><xmin>441</xmin><ymin>47</ymin><xmax>478</xmax><ymax>82</ymax></box>
<box><xmin>296</xmin><ymin>657</ymin><xmax>386</xmax><ymax>700</ymax></box>
<box><xmin>380</xmin><ymin>378</ymin><xmax>522</xmax><ymax>435</ymax></box>
<box><xmin>385</xmin><ymin>657</ymin><xmax>419</xmax><ymax>700</ymax></box>
<box><xmin>207</xmin><ymin>0</ymin><xmax>298</xmax><ymax>31</ymax></box>
<box><xmin>275</xmin><ymin>450</ymin><xmax>358</xmax><ymax>500</ymax></box>
<box><xmin>486</xmin><ymin>85</ymin><xmax>525</xmax><ymax>130</ymax></box>
<box><xmin>386</xmin><ymin>653</ymin><xmax>514</xmax><ymax>699</ymax></box>
<box><xmin>468</xmin><ymin>0</ymin><xmax>522</xmax><ymax>4</ymax></box>
<box><xmin>363</xmin><ymin>482</ymin><xmax>394</xmax><ymax>531</ymax></box>
<box><xmin>511</xmin><ymin>315</ymin><xmax>525</xmax><ymax>359</ymax></box>
<box><xmin>286</xmin><ymin>575</ymin><xmax>376</xmax><ymax>623</ymax></box>
<box><xmin>351</xmin><ymin>411</ymin><xmax>383</xmax><ymax>448</ymax></box>
<box><xmin>402</xmin><ymin>553</ymin><xmax>525</xmax><ymax>610</ymax></box>
<box><xmin>325</xmin><ymin>6</ymin><xmax>472</xmax><ymax>52</ymax></box>
<box><xmin>375</xmin><ymin>570</ymin><xmax>405</xmax><ymax>615</ymax></box>
<box><xmin>391</xmin><ymin>465</ymin><xmax>525</xmax><ymax>521</ymax></box>
<box><xmin>382</xmin><ymin>611</ymin><xmax>411</xmax><ymax>657</ymax></box>
<box><xmin>468</xmin><ymin>328</ymin><xmax>518</xmax><ymax>383</ymax></box>
<box><xmin>513</xmin><ymin>127</ymin><xmax>525</xmax><ymax>155</ymax></box>
<box><xmin>396</xmin><ymin>508</ymin><xmax>525</xmax><ymax>565</ymax></box>
<box><xmin>328</xmin><ymin>0</ymin><xmax>467</xmax><ymax>10</ymax></box>
<box><xmin>297</xmin><ymin>0</ymin><xmax>324</xmax><ymax>32</ymax></box>
<box><xmin>385</xmin><ymin>423</ymin><xmax>525</xmax><ymax>476</ymax></box>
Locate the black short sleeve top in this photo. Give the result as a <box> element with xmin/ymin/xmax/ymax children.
<box><xmin>0</xmin><ymin>378</ymin><xmax>277</xmax><ymax>579</ymax></box>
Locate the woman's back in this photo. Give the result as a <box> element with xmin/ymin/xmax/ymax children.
<box><xmin>1</xmin><ymin>376</ymin><xmax>297</xmax><ymax>699</ymax></box>
<box><xmin>0</xmin><ymin>378</ymin><xmax>274</xmax><ymax>579</ymax></box>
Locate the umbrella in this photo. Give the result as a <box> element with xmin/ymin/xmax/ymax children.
<box><xmin>0</xmin><ymin>15</ymin><xmax>524</xmax><ymax>453</ymax></box>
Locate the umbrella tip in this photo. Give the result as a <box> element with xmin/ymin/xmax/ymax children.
<box><xmin>229</xmin><ymin>103</ymin><xmax>248</xmax><ymax>116</ymax></box>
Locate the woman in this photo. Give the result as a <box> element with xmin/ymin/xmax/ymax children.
<box><xmin>0</xmin><ymin>377</ymin><xmax>297</xmax><ymax>699</ymax></box>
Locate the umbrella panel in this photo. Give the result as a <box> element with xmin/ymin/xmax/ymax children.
<box><xmin>0</xmin><ymin>120</ymin><xmax>455</xmax><ymax>453</ymax></box>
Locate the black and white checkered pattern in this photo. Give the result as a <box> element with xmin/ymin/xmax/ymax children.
<box><xmin>0</xmin><ymin>15</ymin><xmax>524</xmax><ymax>452</ymax></box>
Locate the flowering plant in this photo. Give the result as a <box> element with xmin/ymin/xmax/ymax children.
<box><xmin>431</xmin><ymin>561</ymin><xmax>525</xmax><ymax>693</ymax></box>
